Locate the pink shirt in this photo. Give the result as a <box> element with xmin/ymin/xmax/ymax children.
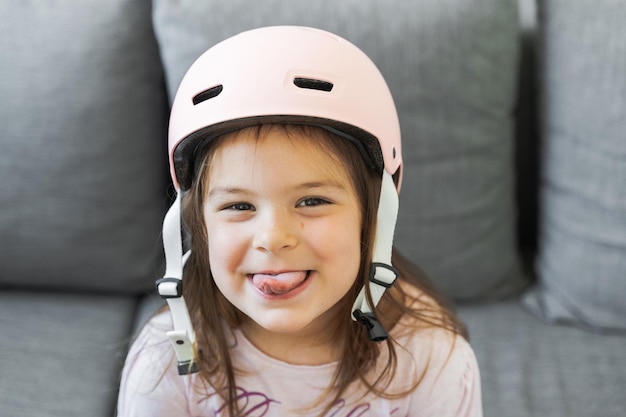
<box><xmin>118</xmin><ymin>311</ymin><xmax>482</xmax><ymax>416</ymax></box>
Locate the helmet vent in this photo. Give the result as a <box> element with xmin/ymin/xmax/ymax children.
<box><xmin>293</xmin><ymin>77</ymin><xmax>334</xmax><ymax>92</ymax></box>
<box><xmin>192</xmin><ymin>85</ymin><xmax>223</xmax><ymax>105</ymax></box>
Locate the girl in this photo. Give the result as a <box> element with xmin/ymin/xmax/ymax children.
<box><xmin>118</xmin><ymin>26</ymin><xmax>482</xmax><ymax>417</ymax></box>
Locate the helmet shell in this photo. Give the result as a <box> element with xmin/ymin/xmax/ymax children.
<box><xmin>168</xmin><ymin>26</ymin><xmax>402</xmax><ymax>191</ymax></box>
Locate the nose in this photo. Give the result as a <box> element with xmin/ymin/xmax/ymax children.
<box><xmin>252</xmin><ymin>208</ymin><xmax>298</xmax><ymax>253</ymax></box>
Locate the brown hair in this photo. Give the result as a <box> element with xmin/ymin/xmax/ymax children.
<box><xmin>179</xmin><ymin>124</ymin><xmax>467</xmax><ymax>416</ymax></box>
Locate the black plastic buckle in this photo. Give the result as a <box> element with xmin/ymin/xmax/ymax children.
<box><xmin>353</xmin><ymin>310</ymin><xmax>388</xmax><ymax>342</ymax></box>
<box><xmin>177</xmin><ymin>360</ymin><xmax>199</xmax><ymax>375</ymax></box>
<box><xmin>156</xmin><ymin>277</ymin><xmax>183</xmax><ymax>299</ymax></box>
<box><xmin>369</xmin><ymin>262</ymin><xmax>399</xmax><ymax>288</ymax></box>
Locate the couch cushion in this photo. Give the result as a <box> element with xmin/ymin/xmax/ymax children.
<box><xmin>458</xmin><ymin>300</ymin><xmax>626</xmax><ymax>417</ymax></box>
<box><xmin>0</xmin><ymin>291</ymin><xmax>136</xmax><ymax>417</ymax></box>
<box><xmin>523</xmin><ymin>0</ymin><xmax>626</xmax><ymax>330</ymax></box>
<box><xmin>152</xmin><ymin>0</ymin><xmax>527</xmax><ymax>300</ymax></box>
<box><xmin>0</xmin><ymin>0</ymin><xmax>168</xmax><ymax>293</ymax></box>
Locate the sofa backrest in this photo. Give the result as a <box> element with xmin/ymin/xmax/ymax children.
<box><xmin>0</xmin><ymin>0</ymin><xmax>169</xmax><ymax>293</ymax></box>
<box><xmin>523</xmin><ymin>0</ymin><xmax>626</xmax><ymax>332</ymax></box>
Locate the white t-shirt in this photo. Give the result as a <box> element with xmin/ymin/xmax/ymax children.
<box><xmin>118</xmin><ymin>308</ymin><xmax>482</xmax><ymax>417</ymax></box>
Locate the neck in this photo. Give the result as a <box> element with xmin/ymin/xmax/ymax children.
<box><xmin>239</xmin><ymin>309</ymin><xmax>346</xmax><ymax>366</ymax></box>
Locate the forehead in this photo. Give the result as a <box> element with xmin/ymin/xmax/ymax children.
<box><xmin>206</xmin><ymin>125</ymin><xmax>355</xmax><ymax>186</ymax></box>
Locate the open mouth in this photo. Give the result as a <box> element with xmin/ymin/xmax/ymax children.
<box><xmin>250</xmin><ymin>270</ymin><xmax>312</xmax><ymax>295</ymax></box>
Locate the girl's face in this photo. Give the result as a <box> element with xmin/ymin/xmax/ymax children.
<box><xmin>203</xmin><ymin>126</ymin><xmax>362</xmax><ymax>352</ymax></box>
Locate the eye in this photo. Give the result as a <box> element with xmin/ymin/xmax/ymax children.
<box><xmin>224</xmin><ymin>202</ymin><xmax>255</xmax><ymax>211</ymax></box>
<box><xmin>296</xmin><ymin>197</ymin><xmax>331</xmax><ymax>208</ymax></box>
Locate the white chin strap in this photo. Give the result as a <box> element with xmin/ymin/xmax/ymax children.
<box><xmin>351</xmin><ymin>171</ymin><xmax>400</xmax><ymax>341</ymax></box>
<box><xmin>156</xmin><ymin>192</ymin><xmax>199</xmax><ymax>375</ymax></box>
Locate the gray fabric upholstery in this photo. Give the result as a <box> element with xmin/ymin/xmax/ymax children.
<box><xmin>153</xmin><ymin>0</ymin><xmax>528</xmax><ymax>301</ymax></box>
<box><xmin>0</xmin><ymin>291</ymin><xmax>136</xmax><ymax>417</ymax></box>
<box><xmin>0</xmin><ymin>0</ymin><xmax>169</xmax><ymax>293</ymax></box>
<box><xmin>458</xmin><ymin>300</ymin><xmax>626</xmax><ymax>417</ymax></box>
<box><xmin>523</xmin><ymin>0</ymin><xmax>626</xmax><ymax>330</ymax></box>
<box><xmin>132</xmin><ymin>293</ymin><xmax>166</xmax><ymax>336</ymax></box>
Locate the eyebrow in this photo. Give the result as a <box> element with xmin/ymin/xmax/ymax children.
<box><xmin>295</xmin><ymin>181</ymin><xmax>349</xmax><ymax>191</ymax></box>
<box><xmin>207</xmin><ymin>186</ymin><xmax>251</xmax><ymax>198</ymax></box>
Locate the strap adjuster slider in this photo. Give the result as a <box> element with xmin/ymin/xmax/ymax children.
<box><xmin>369</xmin><ymin>263</ymin><xmax>399</xmax><ymax>288</ymax></box>
<box><xmin>156</xmin><ymin>277</ymin><xmax>183</xmax><ymax>298</ymax></box>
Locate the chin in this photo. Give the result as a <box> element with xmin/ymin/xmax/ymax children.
<box><xmin>253</xmin><ymin>317</ymin><xmax>313</xmax><ymax>335</ymax></box>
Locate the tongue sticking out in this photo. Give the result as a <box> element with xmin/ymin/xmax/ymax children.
<box><xmin>252</xmin><ymin>271</ymin><xmax>309</xmax><ymax>295</ymax></box>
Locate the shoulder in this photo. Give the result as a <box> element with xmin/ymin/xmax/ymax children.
<box><xmin>390</xmin><ymin>316</ymin><xmax>477</xmax><ymax>383</ymax></box>
<box><xmin>123</xmin><ymin>311</ymin><xmax>177</xmax><ymax>379</ymax></box>
<box><xmin>387</xmin><ymin>324</ymin><xmax>482</xmax><ymax>416</ymax></box>
<box><xmin>117</xmin><ymin>311</ymin><xmax>192</xmax><ymax>417</ymax></box>
<box><xmin>419</xmin><ymin>330</ymin><xmax>483</xmax><ymax>416</ymax></box>
<box><xmin>386</xmin><ymin>284</ymin><xmax>483</xmax><ymax>416</ymax></box>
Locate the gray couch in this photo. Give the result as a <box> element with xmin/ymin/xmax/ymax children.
<box><xmin>1</xmin><ymin>1</ymin><xmax>624</xmax><ymax>416</ymax></box>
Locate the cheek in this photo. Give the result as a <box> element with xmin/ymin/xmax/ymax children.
<box><xmin>205</xmin><ymin>223</ymin><xmax>242</xmax><ymax>278</ymax></box>
<box><xmin>330</xmin><ymin>226</ymin><xmax>363</xmax><ymax>298</ymax></box>
<box><xmin>313</xmin><ymin>214</ymin><xmax>362</xmax><ymax>273</ymax></box>
<box><xmin>344</xmin><ymin>213</ymin><xmax>365</xmax><ymax>278</ymax></box>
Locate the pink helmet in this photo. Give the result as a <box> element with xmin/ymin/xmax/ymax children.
<box><xmin>159</xmin><ymin>27</ymin><xmax>403</xmax><ymax>375</ymax></box>
<box><xmin>168</xmin><ymin>25</ymin><xmax>402</xmax><ymax>191</ymax></box>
